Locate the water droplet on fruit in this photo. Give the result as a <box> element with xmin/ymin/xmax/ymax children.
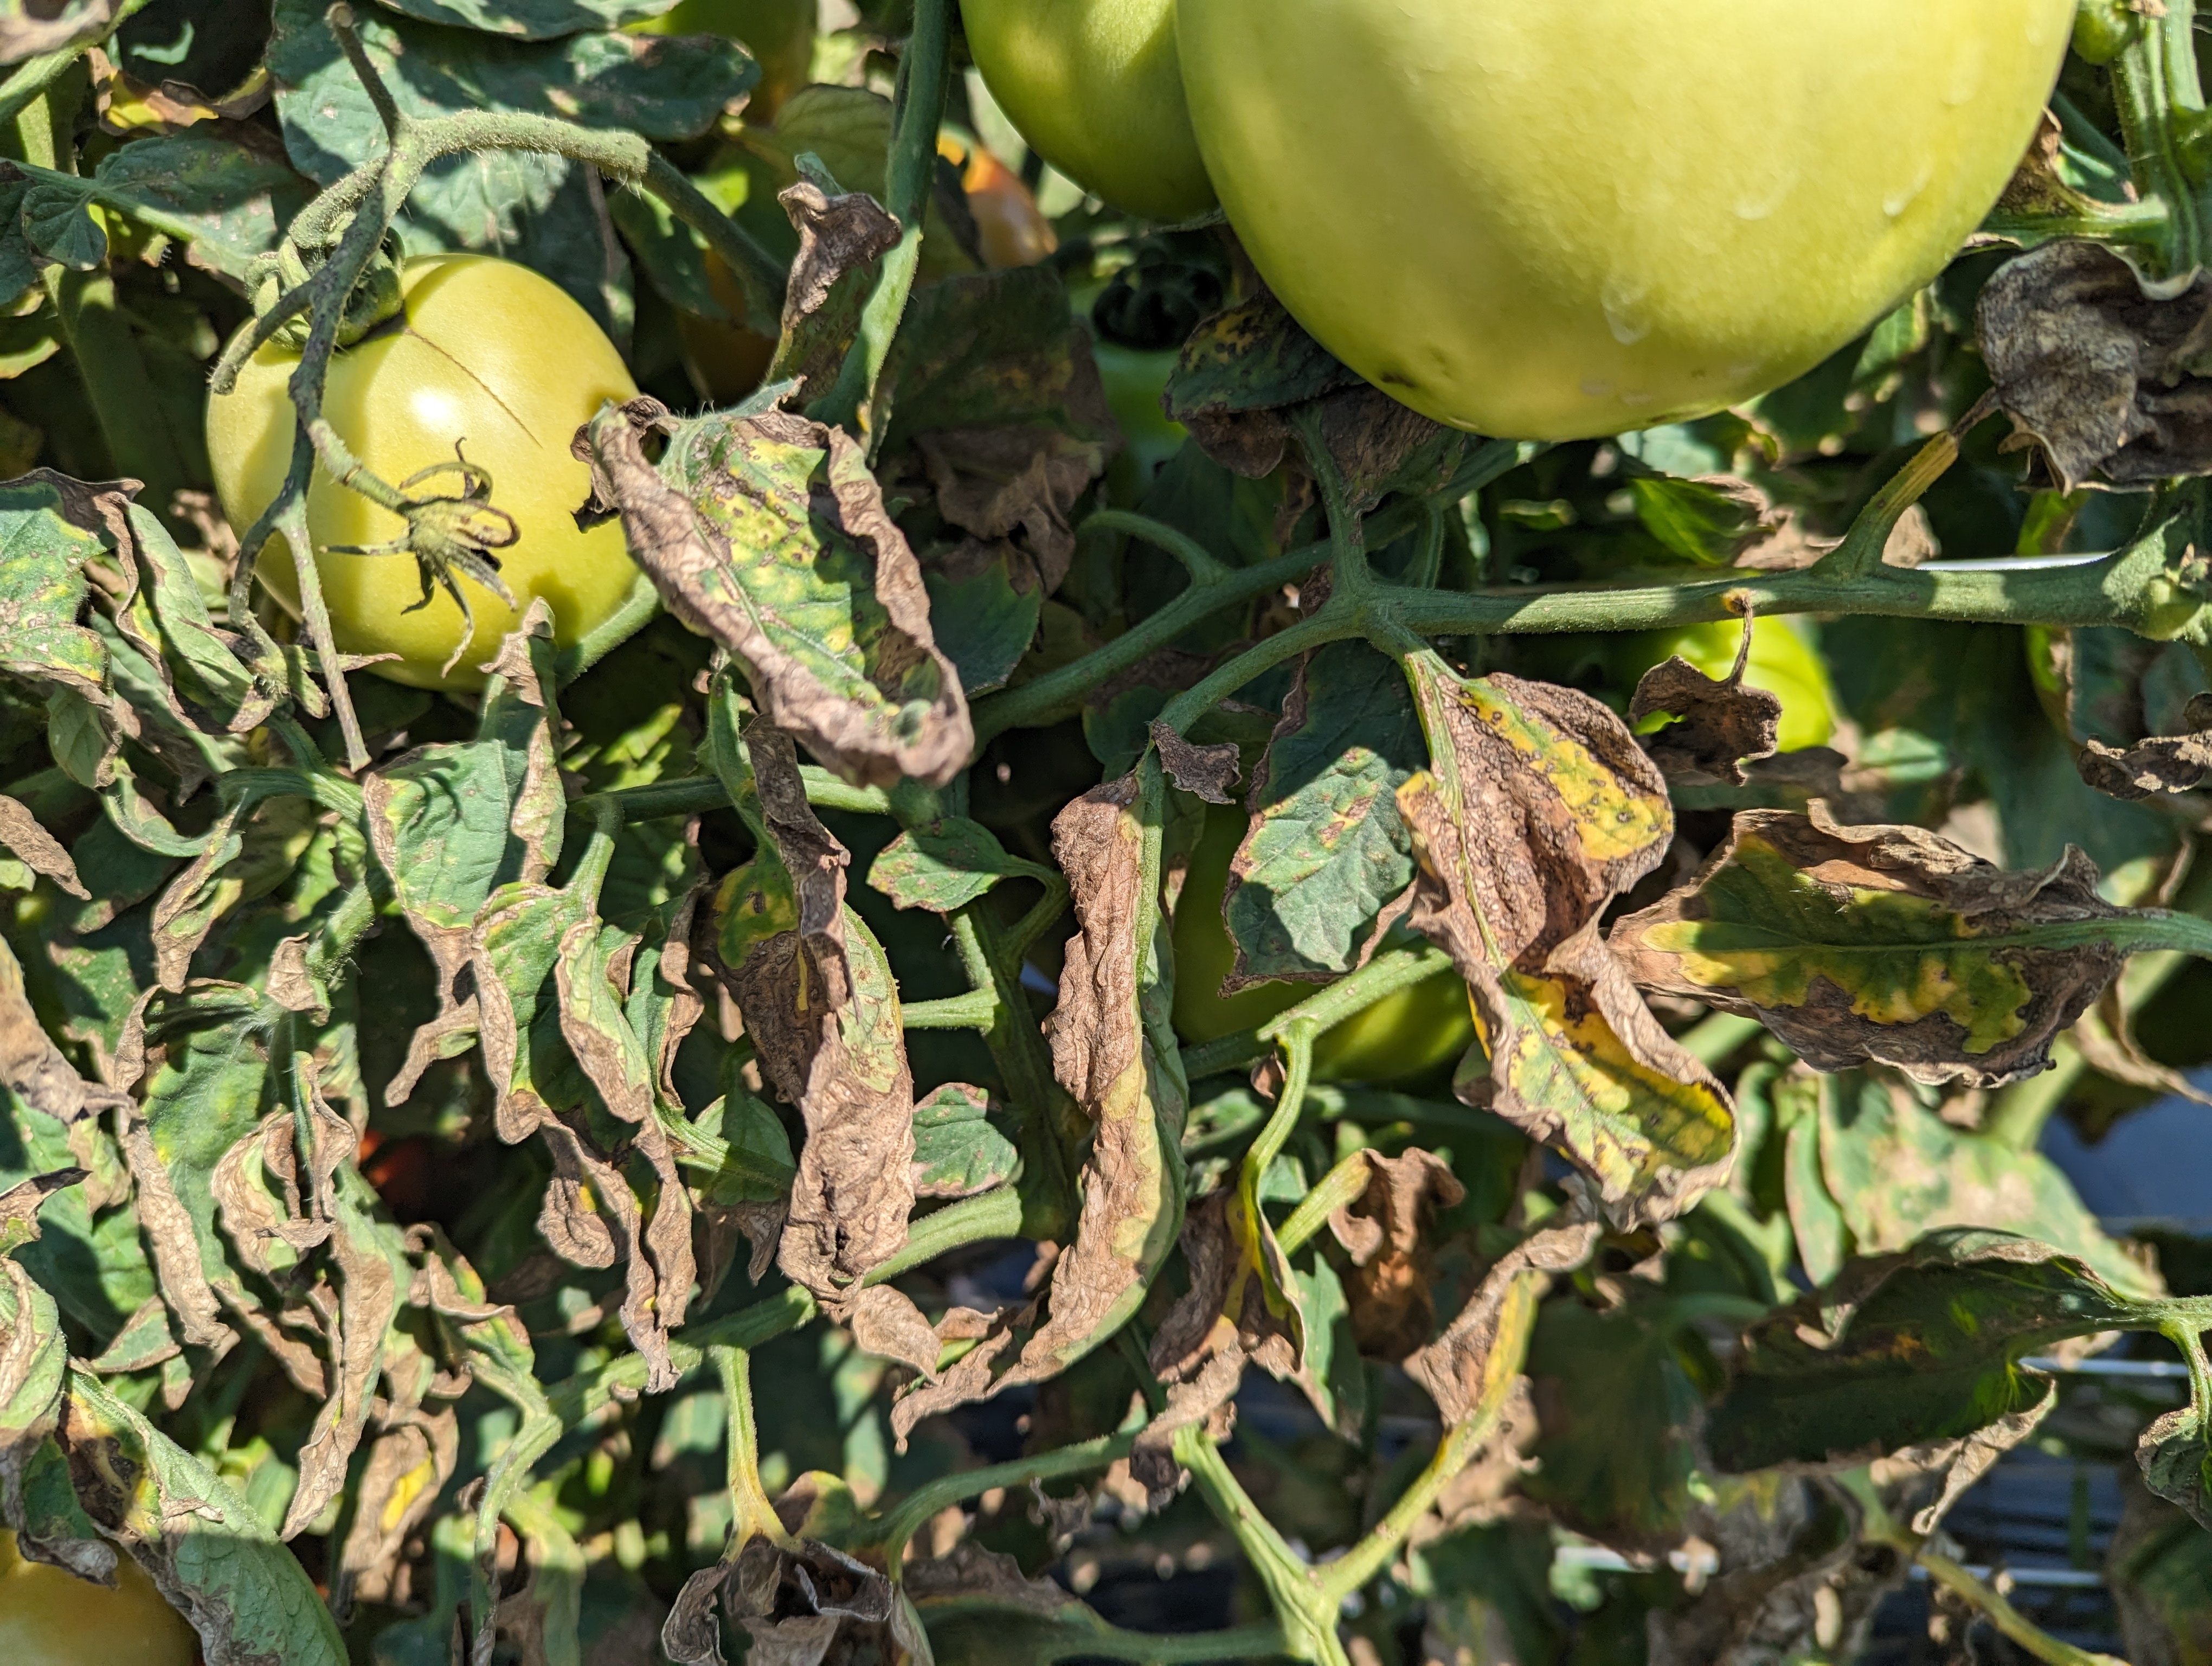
<box><xmin>1945</xmin><ymin>34</ymin><xmax>1988</xmax><ymax>105</ymax></box>
<box><xmin>1884</xmin><ymin>159</ymin><xmax>1934</xmax><ymax>218</ymax></box>
<box><xmin>1600</xmin><ymin>273</ymin><xmax>1650</xmax><ymax>347</ymax></box>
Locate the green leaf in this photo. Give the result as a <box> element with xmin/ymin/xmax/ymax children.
<box><xmin>267</xmin><ymin>0</ymin><xmax>750</xmax><ymax>323</ymax></box>
<box><xmin>909</xmin><ymin>1083</ymin><xmax>1020</xmax><ymax>1199</ymax></box>
<box><xmin>91</xmin><ymin>132</ymin><xmax>314</xmax><ymax>283</ymax></box>
<box><xmin>365</xmin><ymin>0</ymin><xmax>678</xmax><ymax>42</ymax></box>
<box><xmin>1224</xmin><ymin>641</ymin><xmax>1423</xmax><ymax>985</ymax></box>
<box><xmin>581</xmin><ymin>402</ymin><xmax>972</xmax><ymax>788</ymax></box>
<box><xmin>1523</xmin><ymin>1293</ymin><xmax>1704</xmax><ymax>1547</ymax></box>
<box><xmin>1622</xmin><ymin>470</ymin><xmax>1775</xmax><ymax>567</ymax></box>
<box><xmin>0</xmin><ymin>471</ymin><xmax>112</xmax><ymax>703</ymax></box>
<box><xmin>1809</xmin><ymin>1067</ymin><xmax>2158</xmax><ymax>1298</ymax></box>
<box><xmin>1614</xmin><ymin>805</ymin><xmax>2136</xmax><ymax>1090</ymax></box>
<box><xmin>605</xmin><ymin>185</ymin><xmax>725</xmax><ymax>322</ymax></box>
<box><xmin>58</xmin><ymin>1369</ymin><xmax>348</xmax><ymax>1664</ymax></box>
<box><xmin>867</xmin><ymin>818</ymin><xmax>1050</xmax><ymax>914</ymax></box>
<box><xmin>692</xmin><ymin>1088</ymin><xmax>796</xmax><ymax>1206</ymax></box>
<box><xmin>922</xmin><ymin>543</ymin><xmax>1041</xmax><ymax>696</ymax></box>
<box><xmin>1397</xmin><ymin>651</ymin><xmax>1733</xmax><ymax>1227</ymax></box>
<box><xmin>111</xmin><ymin>498</ymin><xmax>270</xmax><ymax>734</ymax></box>
<box><xmin>1707</xmin><ymin>1230</ymin><xmax>2152</xmax><ymax>1473</ymax></box>
<box><xmin>18</xmin><ymin>181</ymin><xmax>104</xmax><ymax>271</ymax></box>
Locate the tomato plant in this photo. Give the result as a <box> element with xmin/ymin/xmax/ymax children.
<box><xmin>1174</xmin><ymin>0</ymin><xmax>2076</xmax><ymax>437</ymax></box>
<box><xmin>5</xmin><ymin>4</ymin><xmax>2212</xmax><ymax>1666</ymax></box>
<box><xmin>0</xmin><ymin>1531</ymin><xmax>199</xmax><ymax>1666</ymax></box>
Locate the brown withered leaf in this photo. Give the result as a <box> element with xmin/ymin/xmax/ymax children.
<box><xmin>1150</xmin><ymin>720</ymin><xmax>1240</xmax><ymax>804</ymax></box>
<box><xmin>918</xmin><ymin>427</ymin><xmax>1105</xmax><ymax>595</ymax></box>
<box><xmin>2078</xmin><ymin>691</ymin><xmax>2212</xmax><ymax>799</ymax></box>
<box><xmin>764</xmin><ymin>180</ymin><xmax>903</xmax><ymax>405</ymax></box>
<box><xmin>1614</xmin><ymin>804</ymin><xmax>2130</xmax><ymax>1089</ymax></box>
<box><xmin>1407</xmin><ymin>1219</ymin><xmax>1599</xmax><ymax>1426</ymax></box>
<box><xmin>0</xmin><ymin>793</ymin><xmax>85</xmax><ymax>898</ymax></box>
<box><xmin>336</xmin><ymin>1409</ymin><xmax>459</xmax><ymax>1610</ymax></box>
<box><xmin>1630</xmin><ymin>617</ymin><xmax>1783</xmax><ymax>786</ymax></box>
<box><xmin>1397</xmin><ymin>657</ymin><xmax>1734</xmax><ymax>1226</ymax></box>
<box><xmin>115</xmin><ymin>1111</ymin><xmax>235</xmax><ymax>1354</ymax></box>
<box><xmin>0</xmin><ymin>1168</ymin><xmax>85</xmax><ymax>1253</ymax></box>
<box><xmin>844</xmin><ymin>1285</ymin><xmax>946</xmax><ymax>1380</ymax></box>
<box><xmin>890</xmin><ymin>769</ymin><xmax>1183</xmax><ymax>1445</ymax></box>
<box><xmin>1140</xmin><ymin>1190</ymin><xmax>1313</xmax><ymax>1465</ymax></box>
<box><xmin>0</xmin><ymin>933</ymin><xmax>124</xmax><ymax>1125</ymax></box>
<box><xmin>665</xmin><ymin>1537</ymin><xmax>904</xmax><ymax>1666</ymax></box>
<box><xmin>576</xmin><ymin>400</ymin><xmax>972</xmax><ymax>789</ymax></box>
<box><xmin>1165</xmin><ymin>286</ymin><xmax>1361</xmax><ymax>477</ymax></box>
<box><xmin>2074</xmin><ymin>978</ymin><xmax>2212</xmax><ymax>1108</ymax></box>
<box><xmin>1327</xmin><ymin>1148</ymin><xmax>1466</xmax><ymax>1360</ymax></box>
<box><xmin>1978</xmin><ymin>239</ymin><xmax>2212</xmax><ymax>490</ymax></box>
<box><xmin>282</xmin><ymin>1209</ymin><xmax>398</xmax><ymax>1541</ymax></box>
<box><xmin>723</xmin><ymin>727</ymin><xmax>915</xmax><ymax>1305</ymax></box>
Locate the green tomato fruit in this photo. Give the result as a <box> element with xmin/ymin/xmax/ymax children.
<box><xmin>1176</xmin><ymin>0</ymin><xmax>2074</xmax><ymax>439</ymax></box>
<box><xmin>208</xmin><ymin>255</ymin><xmax>643</xmax><ymax>693</ymax></box>
<box><xmin>1617</xmin><ymin>617</ymin><xmax>1840</xmax><ymax>753</ymax></box>
<box><xmin>1172</xmin><ymin>805</ymin><xmax>1475</xmax><ymax>1087</ymax></box>
<box><xmin>0</xmin><ymin>1529</ymin><xmax>200</xmax><ymax>1666</ymax></box>
<box><xmin>961</xmin><ymin>0</ymin><xmax>1216</xmax><ymax>221</ymax></box>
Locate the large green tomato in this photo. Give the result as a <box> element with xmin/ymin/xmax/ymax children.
<box><xmin>961</xmin><ymin>0</ymin><xmax>1216</xmax><ymax>222</ymax></box>
<box><xmin>207</xmin><ymin>255</ymin><xmax>642</xmax><ymax>692</ymax></box>
<box><xmin>1176</xmin><ymin>0</ymin><xmax>2074</xmax><ymax>440</ymax></box>
<box><xmin>1618</xmin><ymin>617</ymin><xmax>1840</xmax><ymax>754</ymax></box>
<box><xmin>0</xmin><ymin>1529</ymin><xmax>199</xmax><ymax>1666</ymax></box>
<box><xmin>1173</xmin><ymin>805</ymin><xmax>1475</xmax><ymax>1088</ymax></box>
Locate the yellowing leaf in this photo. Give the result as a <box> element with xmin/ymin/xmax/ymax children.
<box><xmin>1613</xmin><ymin>805</ymin><xmax>2130</xmax><ymax>1088</ymax></box>
<box><xmin>1396</xmin><ymin>653</ymin><xmax>1732</xmax><ymax>1226</ymax></box>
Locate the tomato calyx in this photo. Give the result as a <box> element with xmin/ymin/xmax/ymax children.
<box><xmin>327</xmin><ymin>446</ymin><xmax>520</xmax><ymax>676</ymax></box>
<box><xmin>249</xmin><ymin>238</ymin><xmax>407</xmax><ymax>353</ymax></box>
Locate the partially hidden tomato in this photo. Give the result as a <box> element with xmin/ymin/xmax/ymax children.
<box><xmin>0</xmin><ymin>1529</ymin><xmax>199</xmax><ymax>1666</ymax></box>
<box><xmin>1617</xmin><ymin>617</ymin><xmax>1840</xmax><ymax>754</ymax></box>
<box><xmin>1173</xmin><ymin>805</ymin><xmax>1475</xmax><ymax>1088</ymax></box>
<box><xmin>1175</xmin><ymin>0</ymin><xmax>2075</xmax><ymax>440</ymax></box>
<box><xmin>207</xmin><ymin>255</ymin><xmax>643</xmax><ymax>693</ymax></box>
<box><xmin>938</xmin><ymin>133</ymin><xmax>1058</xmax><ymax>270</ymax></box>
<box><xmin>628</xmin><ymin>0</ymin><xmax>813</xmax><ymax>120</ymax></box>
<box><xmin>960</xmin><ymin>0</ymin><xmax>1216</xmax><ymax>222</ymax></box>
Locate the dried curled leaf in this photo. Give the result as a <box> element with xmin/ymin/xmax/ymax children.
<box><xmin>890</xmin><ymin>768</ymin><xmax>1184</xmax><ymax>1445</ymax></box>
<box><xmin>1141</xmin><ymin>1190</ymin><xmax>1316</xmax><ymax>1466</ymax></box>
<box><xmin>1613</xmin><ymin>804</ymin><xmax>2129</xmax><ymax>1089</ymax></box>
<box><xmin>1397</xmin><ymin>655</ymin><xmax>1733</xmax><ymax>1227</ymax></box>
<box><xmin>577</xmin><ymin>399</ymin><xmax>972</xmax><ymax>787</ymax></box>
<box><xmin>766</xmin><ymin>178</ymin><xmax>902</xmax><ymax>405</ymax></box>
<box><xmin>1407</xmin><ymin>1219</ymin><xmax>1598</xmax><ymax>1427</ymax></box>
<box><xmin>2078</xmin><ymin>691</ymin><xmax>2212</xmax><ymax>800</ymax></box>
<box><xmin>1629</xmin><ymin>617</ymin><xmax>1782</xmax><ymax>786</ymax></box>
<box><xmin>1150</xmin><ymin>720</ymin><xmax>1239</xmax><ymax>805</ymax></box>
<box><xmin>719</xmin><ymin>726</ymin><xmax>915</xmax><ymax>1304</ymax></box>
<box><xmin>1977</xmin><ymin>239</ymin><xmax>2212</xmax><ymax>490</ymax></box>
<box><xmin>1</xmin><ymin>933</ymin><xmax>123</xmax><ymax>1126</ymax></box>
<box><xmin>0</xmin><ymin>795</ymin><xmax>85</xmax><ymax>899</ymax></box>
<box><xmin>1327</xmin><ymin>1147</ymin><xmax>1465</xmax><ymax>1360</ymax></box>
